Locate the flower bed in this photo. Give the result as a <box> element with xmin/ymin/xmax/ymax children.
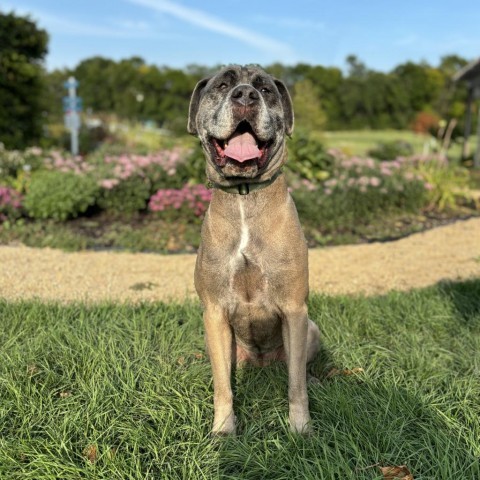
<box><xmin>0</xmin><ymin>141</ymin><xmax>476</xmax><ymax>251</ymax></box>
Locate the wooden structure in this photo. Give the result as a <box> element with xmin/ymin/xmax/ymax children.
<box><xmin>453</xmin><ymin>58</ymin><xmax>480</xmax><ymax>168</ymax></box>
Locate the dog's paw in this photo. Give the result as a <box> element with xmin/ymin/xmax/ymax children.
<box><xmin>212</xmin><ymin>412</ymin><xmax>236</xmax><ymax>436</ymax></box>
<box><xmin>289</xmin><ymin>411</ymin><xmax>313</xmax><ymax>435</ymax></box>
<box><xmin>289</xmin><ymin>421</ymin><xmax>313</xmax><ymax>435</ymax></box>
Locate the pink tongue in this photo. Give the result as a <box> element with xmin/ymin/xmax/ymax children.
<box><xmin>224</xmin><ymin>131</ymin><xmax>260</xmax><ymax>162</ymax></box>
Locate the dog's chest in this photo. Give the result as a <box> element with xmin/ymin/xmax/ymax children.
<box><xmin>226</xmin><ymin>199</ymin><xmax>271</xmax><ymax>307</ymax></box>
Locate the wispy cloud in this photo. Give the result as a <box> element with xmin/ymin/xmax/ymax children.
<box><xmin>253</xmin><ymin>15</ymin><xmax>325</xmax><ymax>31</ymax></box>
<box><xmin>126</xmin><ymin>0</ymin><xmax>297</xmax><ymax>60</ymax></box>
<box><xmin>109</xmin><ymin>19</ymin><xmax>153</xmax><ymax>32</ymax></box>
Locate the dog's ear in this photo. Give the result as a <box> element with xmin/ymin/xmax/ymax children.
<box><xmin>187</xmin><ymin>77</ymin><xmax>211</xmax><ymax>135</ymax></box>
<box><xmin>274</xmin><ymin>78</ymin><xmax>294</xmax><ymax>136</ymax></box>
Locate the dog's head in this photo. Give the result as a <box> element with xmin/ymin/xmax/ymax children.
<box><xmin>188</xmin><ymin>65</ymin><xmax>293</xmax><ymax>185</ymax></box>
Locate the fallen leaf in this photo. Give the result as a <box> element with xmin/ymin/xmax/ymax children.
<box><xmin>27</xmin><ymin>364</ymin><xmax>39</xmax><ymax>375</ymax></box>
<box><xmin>177</xmin><ymin>356</ymin><xmax>186</xmax><ymax>365</ymax></box>
<box><xmin>83</xmin><ymin>445</ymin><xmax>98</xmax><ymax>464</ymax></box>
<box><xmin>326</xmin><ymin>367</ymin><xmax>364</xmax><ymax>378</ymax></box>
<box><xmin>193</xmin><ymin>352</ymin><xmax>204</xmax><ymax>359</ymax></box>
<box><xmin>379</xmin><ymin>465</ymin><xmax>414</xmax><ymax>480</ymax></box>
<box><xmin>344</xmin><ymin>367</ymin><xmax>364</xmax><ymax>375</ymax></box>
<box><xmin>58</xmin><ymin>391</ymin><xmax>72</xmax><ymax>398</ymax></box>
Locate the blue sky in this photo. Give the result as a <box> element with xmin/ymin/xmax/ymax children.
<box><xmin>5</xmin><ymin>0</ymin><xmax>480</xmax><ymax>72</ymax></box>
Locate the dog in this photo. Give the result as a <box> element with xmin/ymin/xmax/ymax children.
<box><xmin>188</xmin><ymin>65</ymin><xmax>320</xmax><ymax>435</ymax></box>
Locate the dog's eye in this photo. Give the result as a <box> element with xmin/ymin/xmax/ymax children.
<box><xmin>217</xmin><ymin>82</ymin><xmax>228</xmax><ymax>90</ymax></box>
<box><xmin>260</xmin><ymin>87</ymin><xmax>271</xmax><ymax>94</ymax></box>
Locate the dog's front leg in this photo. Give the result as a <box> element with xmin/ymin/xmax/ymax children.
<box><xmin>282</xmin><ymin>305</ymin><xmax>311</xmax><ymax>434</ymax></box>
<box><xmin>204</xmin><ymin>306</ymin><xmax>236</xmax><ymax>435</ymax></box>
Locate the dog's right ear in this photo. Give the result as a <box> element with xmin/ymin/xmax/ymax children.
<box><xmin>187</xmin><ymin>77</ymin><xmax>211</xmax><ymax>135</ymax></box>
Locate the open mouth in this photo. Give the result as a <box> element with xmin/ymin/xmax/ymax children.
<box><xmin>210</xmin><ymin>121</ymin><xmax>270</xmax><ymax>168</ymax></box>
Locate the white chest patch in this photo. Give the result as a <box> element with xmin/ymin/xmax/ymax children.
<box><xmin>237</xmin><ymin>198</ymin><xmax>249</xmax><ymax>258</ymax></box>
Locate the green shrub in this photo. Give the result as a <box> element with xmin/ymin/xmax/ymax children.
<box><xmin>90</xmin><ymin>146</ymin><xmax>196</xmax><ymax>216</ymax></box>
<box><xmin>293</xmin><ymin>153</ymin><xmax>429</xmax><ymax>231</ymax></box>
<box><xmin>409</xmin><ymin>154</ymin><xmax>471</xmax><ymax>210</ymax></box>
<box><xmin>287</xmin><ymin>130</ymin><xmax>333</xmax><ymax>182</ymax></box>
<box><xmin>174</xmin><ymin>142</ymin><xmax>206</xmax><ymax>185</ymax></box>
<box><xmin>0</xmin><ymin>186</ymin><xmax>23</xmax><ymax>222</ymax></box>
<box><xmin>24</xmin><ymin>170</ymin><xmax>99</xmax><ymax>221</ymax></box>
<box><xmin>97</xmin><ymin>174</ymin><xmax>152</xmax><ymax>214</ymax></box>
<box><xmin>0</xmin><ymin>144</ymin><xmax>44</xmax><ymax>187</ymax></box>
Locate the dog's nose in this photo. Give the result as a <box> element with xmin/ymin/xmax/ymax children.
<box><xmin>231</xmin><ymin>85</ymin><xmax>260</xmax><ymax>107</ymax></box>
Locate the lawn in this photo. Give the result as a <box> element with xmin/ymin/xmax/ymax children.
<box><xmin>1</xmin><ymin>280</ymin><xmax>479</xmax><ymax>479</ymax></box>
<box><xmin>321</xmin><ymin>129</ymin><xmax>478</xmax><ymax>160</ymax></box>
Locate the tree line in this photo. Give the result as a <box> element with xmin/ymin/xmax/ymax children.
<box><xmin>0</xmin><ymin>10</ymin><xmax>473</xmax><ymax>149</ymax></box>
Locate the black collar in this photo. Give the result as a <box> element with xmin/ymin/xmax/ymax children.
<box><xmin>210</xmin><ymin>170</ymin><xmax>283</xmax><ymax>195</ymax></box>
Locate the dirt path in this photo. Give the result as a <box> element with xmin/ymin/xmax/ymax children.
<box><xmin>1</xmin><ymin>218</ymin><xmax>479</xmax><ymax>303</ymax></box>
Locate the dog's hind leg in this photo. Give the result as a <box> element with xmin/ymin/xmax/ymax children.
<box><xmin>306</xmin><ymin>319</ymin><xmax>320</xmax><ymax>363</ymax></box>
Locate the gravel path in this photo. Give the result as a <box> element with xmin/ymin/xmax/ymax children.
<box><xmin>1</xmin><ymin>218</ymin><xmax>479</xmax><ymax>303</ymax></box>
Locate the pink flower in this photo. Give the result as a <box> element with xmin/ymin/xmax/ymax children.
<box><xmin>149</xmin><ymin>184</ymin><xmax>212</xmax><ymax>217</ymax></box>
<box><xmin>324</xmin><ymin>178</ymin><xmax>338</xmax><ymax>188</ymax></box>
<box><xmin>358</xmin><ymin>176</ymin><xmax>370</xmax><ymax>186</ymax></box>
<box><xmin>100</xmin><ymin>179</ymin><xmax>120</xmax><ymax>189</ymax></box>
<box><xmin>0</xmin><ymin>186</ymin><xmax>23</xmax><ymax>214</ymax></box>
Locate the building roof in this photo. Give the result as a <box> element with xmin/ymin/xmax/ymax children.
<box><xmin>453</xmin><ymin>57</ymin><xmax>480</xmax><ymax>83</ymax></box>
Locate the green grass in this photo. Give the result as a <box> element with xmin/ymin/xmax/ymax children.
<box><xmin>1</xmin><ymin>280</ymin><xmax>479</xmax><ymax>479</ymax></box>
<box><xmin>321</xmin><ymin>130</ymin><xmax>430</xmax><ymax>156</ymax></box>
<box><xmin>321</xmin><ymin>130</ymin><xmax>478</xmax><ymax>160</ymax></box>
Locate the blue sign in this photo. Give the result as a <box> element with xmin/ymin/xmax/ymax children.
<box><xmin>63</xmin><ymin>96</ymin><xmax>83</xmax><ymax>112</ymax></box>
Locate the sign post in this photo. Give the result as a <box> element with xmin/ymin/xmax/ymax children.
<box><xmin>63</xmin><ymin>77</ymin><xmax>82</xmax><ymax>155</ymax></box>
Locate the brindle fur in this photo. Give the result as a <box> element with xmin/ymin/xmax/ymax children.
<box><xmin>188</xmin><ymin>65</ymin><xmax>320</xmax><ymax>435</ymax></box>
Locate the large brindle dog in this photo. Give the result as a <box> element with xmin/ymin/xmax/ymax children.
<box><xmin>188</xmin><ymin>65</ymin><xmax>320</xmax><ymax>435</ymax></box>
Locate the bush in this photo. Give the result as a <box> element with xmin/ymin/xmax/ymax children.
<box><xmin>174</xmin><ymin>142</ymin><xmax>207</xmax><ymax>185</ymax></box>
<box><xmin>94</xmin><ymin>147</ymin><xmax>192</xmax><ymax>214</ymax></box>
<box><xmin>149</xmin><ymin>184</ymin><xmax>212</xmax><ymax>219</ymax></box>
<box><xmin>325</xmin><ymin>154</ymin><xmax>428</xmax><ymax>216</ymax></box>
<box><xmin>98</xmin><ymin>174</ymin><xmax>152</xmax><ymax>214</ymax></box>
<box><xmin>407</xmin><ymin>154</ymin><xmax>471</xmax><ymax>210</ymax></box>
<box><xmin>367</xmin><ymin>140</ymin><xmax>414</xmax><ymax>160</ymax></box>
<box><xmin>411</xmin><ymin>111</ymin><xmax>440</xmax><ymax>135</ymax></box>
<box><xmin>0</xmin><ymin>144</ymin><xmax>45</xmax><ymax>187</ymax></box>
<box><xmin>293</xmin><ymin>152</ymin><xmax>430</xmax><ymax>230</ymax></box>
<box><xmin>24</xmin><ymin>170</ymin><xmax>99</xmax><ymax>221</ymax></box>
<box><xmin>0</xmin><ymin>186</ymin><xmax>23</xmax><ymax>222</ymax></box>
<box><xmin>287</xmin><ymin>130</ymin><xmax>334</xmax><ymax>182</ymax></box>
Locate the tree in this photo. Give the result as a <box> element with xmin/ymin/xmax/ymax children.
<box><xmin>292</xmin><ymin>79</ymin><xmax>327</xmax><ymax>132</ymax></box>
<box><xmin>305</xmin><ymin>66</ymin><xmax>343</xmax><ymax>129</ymax></box>
<box><xmin>0</xmin><ymin>11</ymin><xmax>48</xmax><ymax>148</ymax></box>
<box><xmin>74</xmin><ymin>56</ymin><xmax>117</xmax><ymax>112</ymax></box>
<box><xmin>346</xmin><ymin>55</ymin><xmax>369</xmax><ymax>79</ymax></box>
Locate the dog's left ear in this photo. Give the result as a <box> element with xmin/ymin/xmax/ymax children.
<box><xmin>187</xmin><ymin>77</ymin><xmax>211</xmax><ymax>135</ymax></box>
<box><xmin>274</xmin><ymin>78</ymin><xmax>294</xmax><ymax>136</ymax></box>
